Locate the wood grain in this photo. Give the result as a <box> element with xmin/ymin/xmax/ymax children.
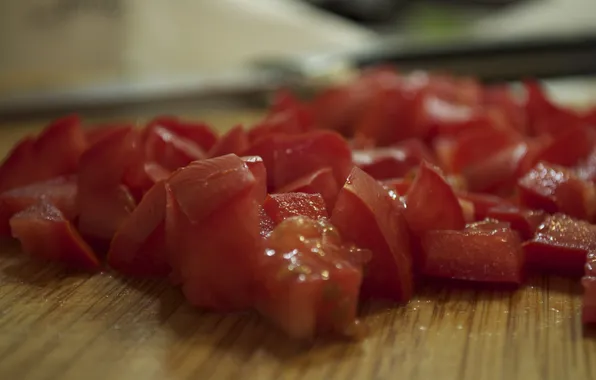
<box><xmin>1</xmin><ymin>111</ymin><xmax>596</xmax><ymax>380</ymax></box>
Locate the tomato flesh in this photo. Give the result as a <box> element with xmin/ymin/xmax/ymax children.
<box><xmin>263</xmin><ymin>193</ymin><xmax>328</xmax><ymax>225</ymax></box>
<box><xmin>276</xmin><ymin>167</ymin><xmax>339</xmax><ymax>212</ymax></box>
<box><xmin>209</xmin><ymin>125</ymin><xmax>249</xmax><ymax>158</ymax></box>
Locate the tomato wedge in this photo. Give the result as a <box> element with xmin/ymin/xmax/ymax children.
<box><xmin>107</xmin><ymin>181</ymin><xmax>169</xmax><ymax>277</ymax></box>
<box><xmin>255</xmin><ymin>216</ymin><xmax>367</xmax><ymax>340</ymax></box>
<box><xmin>421</xmin><ymin>224</ymin><xmax>524</xmax><ymax>284</ymax></box>
<box><xmin>331</xmin><ymin>167</ymin><xmax>413</xmax><ymax>302</ymax></box>
<box><xmin>523</xmin><ymin>213</ymin><xmax>596</xmax><ymax>276</ymax></box>
<box><xmin>166</xmin><ymin>154</ymin><xmax>262</xmax><ymax>310</ymax></box>
<box><xmin>277</xmin><ymin>167</ymin><xmax>339</xmax><ymax>211</ymax></box>
<box><xmin>263</xmin><ymin>193</ymin><xmax>328</xmax><ymax>225</ymax></box>
<box><xmin>209</xmin><ymin>125</ymin><xmax>249</xmax><ymax>158</ymax></box>
<box><xmin>144</xmin><ymin>126</ymin><xmax>206</xmax><ymax>171</ymax></box>
<box><xmin>10</xmin><ymin>199</ymin><xmax>99</xmax><ymax>270</ymax></box>
<box><xmin>242</xmin><ymin>156</ymin><xmax>267</xmax><ymax>203</ymax></box>
<box><xmin>147</xmin><ymin>116</ymin><xmax>218</xmax><ymax>152</ymax></box>
<box><xmin>0</xmin><ymin>176</ymin><xmax>77</xmax><ymax>236</ymax></box>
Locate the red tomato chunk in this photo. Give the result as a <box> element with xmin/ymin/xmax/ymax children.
<box><xmin>263</xmin><ymin>193</ymin><xmax>328</xmax><ymax>225</ymax></box>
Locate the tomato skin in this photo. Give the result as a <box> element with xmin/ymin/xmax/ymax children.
<box><xmin>144</xmin><ymin>126</ymin><xmax>206</xmax><ymax>171</ymax></box>
<box><xmin>242</xmin><ymin>156</ymin><xmax>267</xmax><ymax>203</ymax></box>
<box><xmin>85</xmin><ymin>124</ymin><xmax>133</xmax><ymax>147</ymax></box>
<box><xmin>421</xmin><ymin>225</ymin><xmax>524</xmax><ymax>284</ymax></box>
<box><xmin>380</xmin><ymin>178</ymin><xmax>412</xmax><ymax>197</ymax></box>
<box><xmin>147</xmin><ymin>116</ymin><xmax>218</xmax><ymax>152</ymax></box>
<box><xmin>518</xmin><ymin>162</ymin><xmax>596</xmax><ymax>220</ymax></box>
<box><xmin>263</xmin><ymin>193</ymin><xmax>328</xmax><ymax>225</ymax></box>
<box><xmin>166</xmin><ymin>154</ymin><xmax>262</xmax><ymax>311</ymax></box>
<box><xmin>331</xmin><ymin>167</ymin><xmax>413</xmax><ymax>302</ymax></box>
<box><xmin>405</xmin><ymin>161</ymin><xmax>466</xmax><ymax>235</ymax></box>
<box><xmin>9</xmin><ymin>199</ymin><xmax>99</xmax><ymax>270</ymax></box>
<box><xmin>77</xmin><ymin>127</ymin><xmax>137</xmax><ymax>242</ymax></box>
<box><xmin>255</xmin><ymin>216</ymin><xmax>366</xmax><ymax>340</ymax></box>
<box><xmin>244</xmin><ymin>130</ymin><xmax>353</xmax><ymax>190</ymax></box>
<box><xmin>485</xmin><ymin>206</ymin><xmax>545</xmax><ymax>240</ymax></box>
<box><xmin>0</xmin><ymin>176</ymin><xmax>77</xmax><ymax>237</ymax></box>
<box><xmin>450</xmin><ymin>128</ymin><xmax>521</xmax><ymax>174</ymax></box>
<box><xmin>523</xmin><ymin>213</ymin><xmax>596</xmax><ymax>276</ymax></box>
<box><xmin>107</xmin><ymin>181</ymin><xmax>169</xmax><ymax>277</ymax></box>
<box><xmin>277</xmin><ymin>167</ymin><xmax>338</xmax><ymax>212</ymax></box>
<box><xmin>209</xmin><ymin>125</ymin><xmax>249</xmax><ymax>158</ymax></box>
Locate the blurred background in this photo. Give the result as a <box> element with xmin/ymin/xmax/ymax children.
<box><xmin>1</xmin><ymin>0</ymin><xmax>596</xmax><ymax>119</ymax></box>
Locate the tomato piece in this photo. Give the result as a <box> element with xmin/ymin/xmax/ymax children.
<box><xmin>523</xmin><ymin>214</ymin><xmax>596</xmax><ymax>276</ymax></box>
<box><xmin>85</xmin><ymin>124</ymin><xmax>133</xmax><ymax>147</ymax></box>
<box><xmin>77</xmin><ymin>128</ymin><xmax>137</xmax><ymax>242</ymax></box>
<box><xmin>0</xmin><ymin>176</ymin><xmax>77</xmax><ymax>236</ymax></box>
<box><xmin>166</xmin><ymin>154</ymin><xmax>262</xmax><ymax>310</ymax></box>
<box><xmin>277</xmin><ymin>167</ymin><xmax>339</xmax><ymax>211</ymax></box>
<box><xmin>450</xmin><ymin>128</ymin><xmax>521</xmax><ymax>173</ymax></box>
<box><xmin>148</xmin><ymin>116</ymin><xmax>218</xmax><ymax>151</ymax></box>
<box><xmin>255</xmin><ymin>216</ymin><xmax>367</xmax><ymax>340</ymax></box>
<box><xmin>535</xmin><ymin>124</ymin><xmax>596</xmax><ymax>167</ymax></box>
<box><xmin>107</xmin><ymin>181</ymin><xmax>169</xmax><ymax>277</ymax></box>
<box><xmin>9</xmin><ymin>199</ymin><xmax>99</xmax><ymax>270</ymax></box>
<box><xmin>576</xmin><ymin>147</ymin><xmax>596</xmax><ymax>182</ymax></box>
<box><xmin>518</xmin><ymin>162</ymin><xmax>596</xmax><ymax>220</ymax></box>
<box><xmin>209</xmin><ymin>125</ymin><xmax>249</xmax><ymax>158</ymax></box>
<box><xmin>457</xmin><ymin>192</ymin><xmax>512</xmax><ymax>220</ymax></box>
<box><xmin>483</xmin><ymin>85</ymin><xmax>527</xmax><ymax>134</ymax></box>
<box><xmin>524</xmin><ymin>81</ymin><xmax>584</xmax><ymax>136</ymax></box>
<box><xmin>485</xmin><ymin>206</ymin><xmax>545</xmax><ymax>240</ymax></box>
<box><xmin>259</xmin><ymin>206</ymin><xmax>276</xmax><ymax>237</ymax></box>
<box><xmin>331</xmin><ymin>167</ymin><xmax>413</xmax><ymax>302</ymax></box>
<box><xmin>144</xmin><ymin>126</ymin><xmax>206</xmax><ymax>171</ymax></box>
<box><xmin>270</xmin><ymin>89</ymin><xmax>314</xmax><ymax>131</ymax></box>
<box><xmin>421</xmin><ymin>225</ymin><xmax>524</xmax><ymax>284</ymax></box>
<box><xmin>244</xmin><ymin>130</ymin><xmax>353</xmax><ymax>190</ymax></box>
<box><xmin>404</xmin><ymin>161</ymin><xmax>466</xmax><ymax>235</ymax></box>
<box><xmin>242</xmin><ymin>156</ymin><xmax>267</xmax><ymax>203</ymax></box>
<box><xmin>263</xmin><ymin>193</ymin><xmax>328</xmax><ymax>225</ymax></box>
<box><xmin>0</xmin><ymin>115</ymin><xmax>87</xmax><ymax>192</ymax></box>
<box><xmin>380</xmin><ymin>178</ymin><xmax>412</xmax><ymax>197</ymax></box>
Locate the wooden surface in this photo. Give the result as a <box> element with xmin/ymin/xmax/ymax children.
<box><xmin>1</xmin><ymin>111</ymin><xmax>596</xmax><ymax>380</ymax></box>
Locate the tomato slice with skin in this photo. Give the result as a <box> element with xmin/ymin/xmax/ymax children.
<box><xmin>244</xmin><ymin>130</ymin><xmax>353</xmax><ymax>190</ymax></box>
<box><xmin>421</xmin><ymin>224</ymin><xmax>524</xmax><ymax>284</ymax></box>
<box><xmin>0</xmin><ymin>176</ymin><xmax>77</xmax><ymax>237</ymax></box>
<box><xmin>10</xmin><ymin>199</ymin><xmax>100</xmax><ymax>270</ymax></box>
<box><xmin>209</xmin><ymin>125</ymin><xmax>249</xmax><ymax>158</ymax></box>
<box><xmin>107</xmin><ymin>181</ymin><xmax>169</xmax><ymax>277</ymax></box>
<box><xmin>404</xmin><ymin>161</ymin><xmax>466</xmax><ymax>235</ymax></box>
<box><xmin>331</xmin><ymin>167</ymin><xmax>413</xmax><ymax>302</ymax></box>
<box><xmin>166</xmin><ymin>154</ymin><xmax>262</xmax><ymax>311</ymax></box>
<box><xmin>147</xmin><ymin>116</ymin><xmax>218</xmax><ymax>152</ymax></box>
<box><xmin>255</xmin><ymin>216</ymin><xmax>368</xmax><ymax>340</ymax></box>
<box><xmin>523</xmin><ymin>213</ymin><xmax>596</xmax><ymax>276</ymax></box>
<box><xmin>277</xmin><ymin>167</ymin><xmax>339</xmax><ymax>211</ymax></box>
<box><xmin>263</xmin><ymin>193</ymin><xmax>328</xmax><ymax>225</ymax></box>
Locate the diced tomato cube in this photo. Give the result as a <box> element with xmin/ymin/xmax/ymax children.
<box><xmin>421</xmin><ymin>225</ymin><xmax>524</xmax><ymax>284</ymax></box>
<box><xmin>166</xmin><ymin>154</ymin><xmax>262</xmax><ymax>310</ymax></box>
<box><xmin>244</xmin><ymin>130</ymin><xmax>353</xmax><ymax>190</ymax></box>
<box><xmin>107</xmin><ymin>181</ymin><xmax>169</xmax><ymax>277</ymax></box>
<box><xmin>277</xmin><ymin>167</ymin><xmax>339</xmax><ymax>212</ymax></box>
<box><xmin>263</xmin><ymin>193</ymin><xmax>328</xmax><ymax>225</ymax></box>
<box><xmin>405</xmin><ymin>161</ymin><xmax>466</xmax><ymax>235</ymax></box>
<box><xmin>255</xmin><ymin>216</ymin><xmax>367</xmax><ymax>340</ymax></box>
<box><xmin>0</xmin><ymin>176</ymin><xmax>77</xmax><ymax>236</ymax></box>
<box><xmin>523</xmin><ymin>213</ymin><xmax>596</xmax><ymax>276</ymax></box>
<box><xmin>209</xmin><ymin>125</ymin><xmax>249</xmax><ymax>158</ymax></box>
<box><xmin>331</xmin><ymin>167</ymin><xmax>413</xmax><ymax>302</ymax></box>
<box><xmin>485</xmin><ymin>206</ymin><xmax>545</xmax><ymax>240</ymax></box>
<box><xmin>518</xmin><ymin>162</ymin><xmax>596</xmax><ymax>220</ymax></box>
<box><xmin>147</xmin><ymin>116</ymin><xmax>218</xmax><ymax>151</ymax></box>
<box><xmin>9</xmin><ymin>199</ymin><xmax>100</xmax><ymax>270</ymax></box>
<box><xmin>259</xmin><ymin>206</ymin><xmax>276</xmax><ymax>237</ymax></box>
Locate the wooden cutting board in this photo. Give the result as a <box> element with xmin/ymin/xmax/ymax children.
<box><xmin>0</xmin><ymin>111</ymin><xmax>595</xmax><ymax>380</ymax></box>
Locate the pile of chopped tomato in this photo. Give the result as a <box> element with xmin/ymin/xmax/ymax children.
<box><xmin>3</xmin><ymin>68</ymin><xmax>596</xmax><ymax>340</ymax></box>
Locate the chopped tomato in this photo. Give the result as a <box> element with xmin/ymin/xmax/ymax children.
<box><xmin>536</xmin><ymin>124</ymin><xmax>595</xmax><ymax>167</ymax></box>
<box><xmin>259</xmin><ymin>206</ymin><xmax>276</xmax><ymax>237</ymax></box>
<box><xmin>244</xmin><ymin>130</ymin><xmax>353</xmax><ymax>190</ymax></box>
<box><xmin>144</xmin><ymin>126</ymin><xmax>206</xmax><ymax>171</ymax></box>
<box><xmin>0</xmin><ymin>115</ymin><xmax>87</xmax><ymax>192</ymax></box>
<box><xmin>485</xmin><ymin>206</ymin><xmax>545</xmax><ymax>240</ymax></box>
<box><xmin>9</xmin><ymin>199</ymin><xmax>99</xmax><ymax>270</ymax></box>
<box><xmin>331</xmin><ymin>167</ymin><xmax>413</xmax><ymax>302</ymax></box>
<box><xmin>242</xmin><ymin>156</ymin><xmax>267</xmax><ymax>203</ymax></box>
<box><xmin>380</xmin><ymin>178</ymin><xmax>412</xmax><ymax>197</ymax></box>
<box><xmin>85</xmin><ymin>124</ymin><xmax>133</xmax><ymax>147</ymax></box>
<box><xmin>255</xmin><ymin>216</ymin><xmax>368</xmax><ymax>340</ymax></box>
<box><xmin>248</xmin><ymin>93</ymin><xmax>313</xmax><ymax>143</ymax></box>
<box><xmin>457</xmin><ymin>192</ymin><xmax>512</xmax><ymax>220</ymax></box>
<box><xmin>270</xmin><ymin>89</ymin><xmax>314</xmax><ymax>131</ymax></box>
<box><xmin>518</xmin><ymin>162</ymin><xmax>596</xmax><ymax>220</ymax></box>
<box><xmin>421</xmin><ymin>224</ymin><xmax>524</xmax><ymax>284</ymax></box>
<box><xmin>450</xmin><ymin>128</ymin><xmax>521</xmax><ymax>173</ymax></box>
<box><xmin>278</xmin><ymin>168</ymin><xmax>340</xmax><ymax>216</ymax></box>
<box><xmin>107</xmin><ymin>181</ymin><xmax>169</xmax><ymax>277</ymax></box>
<box><xmin>523</xmin><ymin>213</ymin><xmax>596</xmax><ymax>276</ymax></box>
<box><xmin>209</xmin><ymin>125</ymin><xmax>249</xmax><ymax>158</ymax></box>
<box><xmin>147</xmin><ymin>116</ymin><xmax>218</xmax><ymax>151</ymax></box>
<box><xmin>0</xmin><ymin>176</ymin><xmax>77</xmax><ymax>236</ymax></box>
<box><xmin>263</xmin><ymin>193</ymin><xmax>328</xmax><ymax>225</ymax></box>
<box><xmin>404</xmin><ymin>161</ymin><xmax>465</xmax><ymax>235</ymax></box>
<box><xmin>166</xmin><ymin>154</ymin><xmax>262</xmax><ymax>310</ymax></box>
<box><xmin>77</xmin><ymin>127</ymin><xmax>137</xmax><ymax>242</ymax></box>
